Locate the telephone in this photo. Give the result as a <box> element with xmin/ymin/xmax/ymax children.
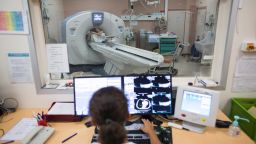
<box><xmin>21</xmin><ymin>126</ymin><xmax>55</xmax><ymax>144</ymax></box>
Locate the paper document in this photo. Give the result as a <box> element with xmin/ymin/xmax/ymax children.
<box><xmin>47</xmin><ymin>103</ymin><xmax>74</xmax><ymax>115</ymax></box>
<box><xmin>0</xmin><ymin>118</ymin><xmax>37</xmax><ymax>141</ymax></box>
<box><xmin>8</xmin><ymin>53</ymin><xmax>33</xmax><ymax>83</ymax></box>
<box><xmin>235</xmin><ymin>56</ymin><xmax>256</xmax><ymax>77</ymax></box>
<box><xmin>46</xmin><ymin>44</ymin><xmax>70</xmax><ymax>73</ymax></box>
<box><xmin>199</xmin><ymin>79</ymin><xmax>218</xmax><ymax>87</ymax></box>
<box><xmin>232</xmin><ymin>77</ymin><xmax>256</xmax><ymax>92</ymax></box>
<box><xmin>232</xmin><ymin>55</ymin><xmax>256</xmax><ymax>92</ymax></box>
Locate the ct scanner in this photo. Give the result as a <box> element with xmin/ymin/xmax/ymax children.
<box><xmin>62</xmin><ymin>11</ymin><xmax>164</xmax><ymax>75</ymax></box>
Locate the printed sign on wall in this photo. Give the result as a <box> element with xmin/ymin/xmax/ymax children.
<box><xmin>0</xmin><ymin>11</ymin><xmax>28</xmax><ymax>34</ymax></box>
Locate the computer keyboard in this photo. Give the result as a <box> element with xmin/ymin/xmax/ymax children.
<box><xmin>126</xmin><ymin>117</ymin><xmax>163</xmax><ymax>126</ymax></box>
<box><xmin>91</xmin><ymin>130</ymin><xmax>150</xmax><ymax>144</ymax></box>
<box><xmin>91</xmin><ymin>124</ymin><xmax>172</xmax><ymax>144</ymax></box>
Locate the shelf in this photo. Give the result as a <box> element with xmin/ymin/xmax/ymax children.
<box><xmin>241</xmin><ymin>41</ymin><xmax>256</xmax><ymax>52</ymax></box>
<box><xmin>121</xmin><ymin>14</ymin><xmax>165</xmax><ymax>21</ymax></box>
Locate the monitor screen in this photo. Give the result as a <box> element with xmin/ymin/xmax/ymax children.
<box><xmin>74</xmin><ymin>76</ymin><xmax>122</xmax><ymax>116</ymax></box>
<box><xmin>92</xmin><ymin>12</ymin><xmax>104</xmax><ymax>26</ymax></box>
<box><xmin>74</xmin><ymin>74</ymin><xmax>173</xmax><ymax>116</ymax></box>
<box><xmin>174</xmin><ymin>86</ymin><xmax>219</xmax><ymax>128</ymax></box>
<box><xmin>181</xmin><ymin>90</ymin><xmax>212</xmax><ymax>116</ymax></box>
<box><xmin>123</xmin><ymin>74</ymin><xmax>173</xmax><ymax>115</ymax></box>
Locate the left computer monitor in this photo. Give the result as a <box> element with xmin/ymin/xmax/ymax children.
<box><xmin>73</xmin><ymin>76</ymin><xmax>122</xmax><ymax>116</ymax></box>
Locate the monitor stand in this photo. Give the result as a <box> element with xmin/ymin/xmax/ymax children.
<box><xmin>182</xmin><ymin>121</ymin><xmax>206</xmax><ymax>133</ymax></box>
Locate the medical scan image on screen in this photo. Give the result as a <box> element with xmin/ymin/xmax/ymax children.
<box><xmin>123</xmin><ymin>75</ymin><xmax>172</xmax><ymax>114</ymax></box>
<box><xmin>74</xmin><ymin>77</ymin><xmax>122</xmax><ymax>116</ymax></box>
<box><xmin>181</xmin><ymin>90</ymin><xmax>212</xmax><ymax>116</ymax></box>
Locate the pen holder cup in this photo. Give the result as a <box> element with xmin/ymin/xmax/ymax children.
<box><xmin>37</xmin><ymin>119</ymin><xmax>48</xmax><ymax>126</ymax></box>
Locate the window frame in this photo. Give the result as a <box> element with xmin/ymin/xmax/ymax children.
<box><xmin>25</xmin><ymin>0</ymin><xmax>239</xmax><ymax>94</ymax></box>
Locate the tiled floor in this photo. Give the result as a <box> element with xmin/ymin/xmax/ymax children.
<box><xmin>68</xmin><ymin>55</ymin><xmax>212</xmax><ymax>78</ymax></box>
<box><xmin>157</xmin><ymin>55</ymin><xmax>211</xmax><ymax>77</ymax></box>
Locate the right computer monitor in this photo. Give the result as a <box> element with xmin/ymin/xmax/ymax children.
<box><xmin>123</xmin><ymin>74</ymin><xmax>173</xmax><ymax>115</ymax></box>
<box><xmin>174</xmin><ymin>86</ymin><xmax>219</xmax><ymax>133</ymax></box>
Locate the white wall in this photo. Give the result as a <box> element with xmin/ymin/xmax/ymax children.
<box><xmin>219</xmin><ymin>0</ymin><xmax>256</xmax><ymax>114</ymax></box>
<box><xmin>195</xmin><ymin>0</ymin><xmax>218</xmax><ymax>36</ymax></box>
<box><xmin>0</xmin><ymin>0</ymin><xmax>255</xmax><ymax>115</ymax></box>
<box><xmin>0</xmin><ymin>0</ymin><xmax>73</xmax><ymax>108</ymax></box>
<box><xmin>196</xmin><ymin>0</ymin><xmax>218</xmax><ymax>17</ymax></box>
<box><xmin>167</xmin><ymin>11</ymin><xmax>191</xmax><ymax>43</ymax></box>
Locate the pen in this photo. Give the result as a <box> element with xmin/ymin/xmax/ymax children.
<box><xmin>62</xmin><ymin>132</ymin><xmax>78</xmax><ymax>143</ymax></box>
<box><xmin>42</xmin><ymin>111</ymin><xmax>44</xmax><ymax>119</ymax></box>
<box><xmin>32</xmin><ymin>112</ymin><xmax>39</xmax><ymax>120</ymax></box>
<box><xmin>37</xmin><ymin>114</ymin><xmax>42</xmax><ymax>120</ymax></box>
<box><xmin>2</xmin><ymin>140</ymin><xmax>14</xmax><ymax>144</ymax></box>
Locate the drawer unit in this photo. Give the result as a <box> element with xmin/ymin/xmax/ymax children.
<box><xmin>159</xmin><ymin>37</ymin><xmax>177</xmax><ymax>54</ymax></box>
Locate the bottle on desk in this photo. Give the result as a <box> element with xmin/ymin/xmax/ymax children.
<box><xmin>228</xmin><ymin>115</ymin><xmax>249</xmax><ymax>136</ymax></box>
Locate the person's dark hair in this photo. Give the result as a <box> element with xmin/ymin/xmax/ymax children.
<box><xmin>89</xmin><ymin>86</ymin><xmax>129</xmax><ymax>144</ymax></box>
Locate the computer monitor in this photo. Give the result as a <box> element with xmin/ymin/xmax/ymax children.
<box><xmin>74</xmin><ymin>74</ymin><xmax>173</xmax><ymax>116</ymax></box>
<box><xmin>174</xmin><ymin>86</ymin><xmax>219</xmax><ymax>133</ymax></box>
<box><xmin>74</xmin><ymin>76</ymin><xmax>122</xmax><ymax>116</ymax></box>
<box><xmin>123</xmin><ymin>74</ymin><xmax>173</xmax><ymax>115</ymax></box>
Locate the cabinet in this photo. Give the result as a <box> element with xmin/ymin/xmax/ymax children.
<box><xmin>159</xmin><ymin>36</ymin><xmax>177</xmax><ymax>54</ymax></box>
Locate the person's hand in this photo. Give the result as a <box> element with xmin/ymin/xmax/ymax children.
<box><xmin>140</xmin><ymin>119</ymin><xmax>155</xmax><ymax>135</ymax></box>
<box><xmin>141</xmin><ymin>119</ymin><xmax>161</xmax><ymax>144</ymax></box>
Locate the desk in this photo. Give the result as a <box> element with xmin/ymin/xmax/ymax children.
<box><xmin>0</xmin><ymin>109</ymin><xmax>255</xmax><ymax>144</ymax></box>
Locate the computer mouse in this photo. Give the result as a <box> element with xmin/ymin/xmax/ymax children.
<box><xmin>85</xmin><ymin>121</ymin><xmax>93</xmax><ymax>128</ymax></box>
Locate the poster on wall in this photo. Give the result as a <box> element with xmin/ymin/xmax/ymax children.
<box><xmin>232</xmin><ymin>77</ymin><xmax>256</xmax><ymax>92</ymax></box>
<box><xmin>0</xmin><ymin>11</ymin><xmax>29</xmax><ymax>34</ymax></box>
<box><xmin>232</xmin><ymin>55</ymin><xmax>256</xmax><ymax>92</ymax></box>
<box><xmin>8</xmin><ymin>52</ymin><xmax>33</xmax><ymax>83</ymax></box>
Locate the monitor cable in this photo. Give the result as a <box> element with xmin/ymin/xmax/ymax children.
<box><xmin>0</xmin><ymin>97</ymin><xmax>18</xmax><ymax>123</ymax></box>
<box><xmin>0</xmin><ymin>128</ymin><xmax>4</xmax><ymax>136</ymax></box>
<box><xmin>1</xmin><ymin>97</ymin><xmax>19</xmax><ymax>113</ymax></box>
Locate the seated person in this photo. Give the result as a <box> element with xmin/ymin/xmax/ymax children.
<box><xmin>90</xmin><ymin>27</ymin><xmax>106</xmax><ymax>43</ymax></box>
<box><xmin>89</xmin><ymin>86</ymin><xmax>160</xmax><ymax>144</ymax></box>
